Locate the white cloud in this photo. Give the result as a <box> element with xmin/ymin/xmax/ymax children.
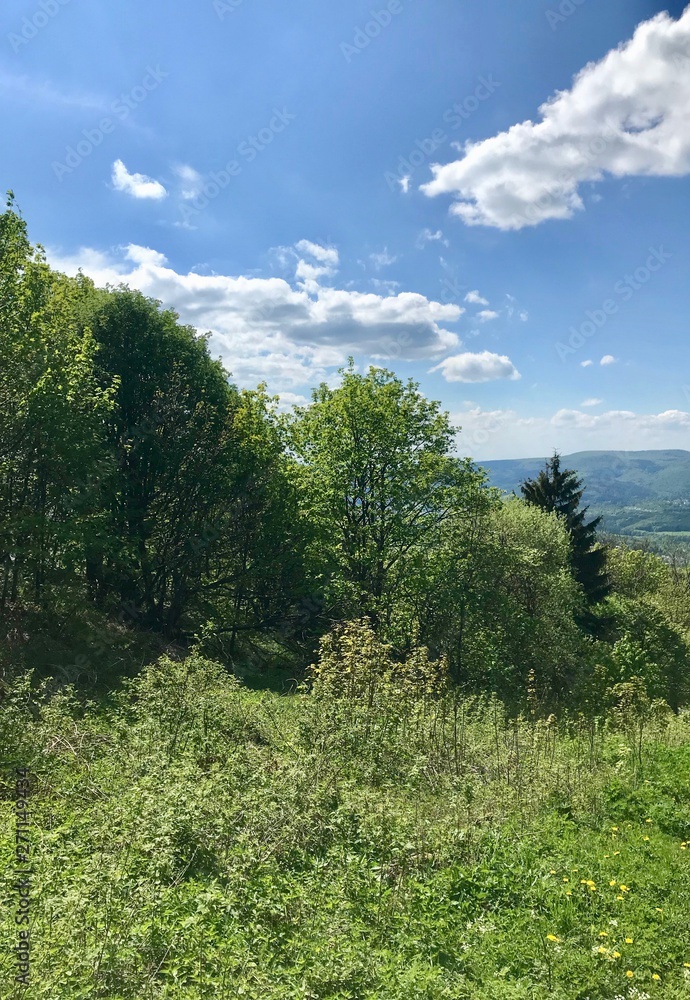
<box><xmin>600</xmin><ymin>354</ymin><xmax>617</xmax><ymax>365</ymax></box>
<box><xmin>174</xmin><ymin>164</ymin><xmax>203</xmax><ymax>201</ymax></box>
<box><xmin>112</xmin><ymin>160</ymin><xmax>167</xmax><ymax>200</ymax></box>
<box><xmin>416</xmin><ymin>228</ymin><xmax>449</xmax><ymax>249</ymax></box>
<box><xmin>519</xmin><ymin>311</ymin><xmax>528</xmax><ymax>322</ymax></box>
<box><xmin>465</xmin><ymin>289</ymin><xmax>489</xmax><ymax>306</ymax></box>
<box><xmin>431</xmin><ymin>351</ymin><xmax>521</xmax><ymax>383</ymax></box>
<box><xmin>399</xmin><ymin>175</ymin><xmax>411</xmax><ymax>194</ymax></box>
<box><xmin>369</xmin><ymin>249</ymin><xmax>398</xmax><ymax>269</ymax></box>
<box><xmin>581</xmin><ymin>397</ymin><xmax>603</xmax><ymax>407</ymax></box>
<box><xmin>581</xmin><ymin>359</ymin><xmax>594</xmax><ymax>367</ymax></box>
<box><xmin>453</xmin><ymin>405</ymin><xmax>690</xmax><ymax>460</ymax></box>
<box><xmin>276</xmin><ymin>391</ymin><xmax>310</xmax><ymax>412</ymax></box>
<box><xmin>48</xmin><ymin>240</ymin><xmax>461</xmax><ymax>391</ymax></box>
<box><xmin>421</xmin><ymin>7</ymin><xmax>690</xmax><ymax>229</ymax></box>
<box><xmin>477</xmin><ymin>309</ymin><xmax>499</xmax><ymax>322</ymax></box>
<box><xmin>294</xmin><ymin>240</ymin><xmax>339</xmax><ymax>268</ymax></box>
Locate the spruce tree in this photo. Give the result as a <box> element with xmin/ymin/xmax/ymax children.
<box><xmin>521</xmin><ymin>452</ymin><xmax>611</xmax><ymax>605</ymax></box>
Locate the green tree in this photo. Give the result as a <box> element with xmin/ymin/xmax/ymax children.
<box><xmin>288</xmin><ymin>362</ymin><xmax>477</xmax><ymax>630</ymax></box>
<box><xmin>0</xmin><ymin>196</ymin><xmax>112</xmax><ymax>605</ymax></box>
<box><xmin>521</xmin><ymin>451</ymin><xmax>611</xmax><ymax>606</ymax></box>
<box><xmin>81</xmin><ymin>286</ymin><xmax>242</xmax><ymax>630</ymax></box>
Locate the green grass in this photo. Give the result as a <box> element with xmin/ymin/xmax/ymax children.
<box><xmin>1</xmin><ymin>655</ymin><xmax>690</xmax><ymax>999</ymax></box>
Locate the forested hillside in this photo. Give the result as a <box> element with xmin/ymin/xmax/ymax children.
<box><xmin>482</xmin><ymin>451</ymin><xmax>690</xmax><ymax>538</ymax></box>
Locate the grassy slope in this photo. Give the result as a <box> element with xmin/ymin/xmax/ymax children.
<box><xmin>2</xmin><ymin>655</ymin><xmax>690</xmax><ymax>999</ymax></box>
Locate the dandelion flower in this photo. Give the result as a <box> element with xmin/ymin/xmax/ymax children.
<box><xmin>546</xmin><ymin>934</ymin><xmax>560</xmax><ymax>942</ymax></box>
<box><xmin>550</xmin><ymin>869</ymin><xmax>556</xmax><ymax>874</ymax></box>
<box><xmin>684</xmin><ymin>962</ymin><xmax>690</xmax><ymax>967</ymax></box>
<box><xmin>566</xmin><ymin>890</ymin><xmax>572</xmax><ymax>896</ymax></box>
<box><xmin>563</xmin><ymin>877</ymin><xmax>569</xmax><ymax>883</ymax></box>
<box><xmin>626</xmin><ymin>970</ymin><xmax>634</xmax><ymax>978</ymax></box>
<box><xmin>625</xmin><ymin>938</ymin><xmax>633</xmax><ymax>944</ymax></box>
<box><xmin>598</xmin><ymin>946</ymin><xmax>607</xmax><ymax>954</ymax></box>
<box><xmin>619</xmin><ymin>885</ymin><xmax>629</xmax><ymax>892</ymax></box>
<box><xmin>616</xmin><ymin>895</ymin><xmax>624</xmax><ymax>901</ymax></box>
<box><xmin>614</xmin><ymin>851</ymin><xmax>620</xmax><ymax>856</ymax></box>
<box><xmin>610</xmin><ymin>880</ymin><xmax>617</xmax><ymax>886</ymax></box>
<box><xmin>612</xmin><ymin>826</ymin><xmax>619</xmax><ymax>832</ymax></box>
<box><xmin>613</xmin><ymin>951</ymin><xmax>621</xmax><ymax>958</ymax></box>
<box><xmin>599</xmin><ymin>932</ymin><xmax>608</xmax><ymax>937</ymax></box>
<box><xmin>643</xmin><ymin>836</ymin><xmax>650</xmax><ymax>842</ymax></box>
<box><xmin>646</xmin><ymin>818</ymin><xmax>653</xmax><ymax>824</ymax></box>
<box><xmin>652</xmin><ymin>974</ymin><xmax>660</xmax><ymax>981</ymax></box>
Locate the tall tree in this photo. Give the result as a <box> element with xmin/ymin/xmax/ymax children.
<box><xmin>0</xmin><ymin>196</ymin><xmax>112</xmax><ymax>605</ymax></box>
<box><xmin>288</xmin><ymin>361</ymin><xmax>479</xmax><ymax>630</ymax></box>
<box><xmin>521</xmin><ymin>452</ymin><xmax>611</xmax><ymax>605</ymax></box>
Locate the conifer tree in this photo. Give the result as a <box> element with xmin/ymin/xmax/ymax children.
<box><xmin>521</xmin><ymin>452</ymin><xmax>611</xmax><ymax>605</ymax></box>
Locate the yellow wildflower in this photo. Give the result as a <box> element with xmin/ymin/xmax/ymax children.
<box><xmin>646</xmin><ymin>818</ymin><xmax>653</xmax><ymax>824</ymax></box>
<box><xmin>613</xmin><ymin>951</ymin><xmax>621</xmax><ymax>958</ymax></box>
<box><xmin>563</xmin><ymin>877</ymin><xmax>569</xmax><ymax>882</ymax></box>
<box><xmin>619</xmin><ymin>885</ymin><xmax>629</xmax><ymax>892</ymax></box>
<box><xmin>566</xmin><ymin>890</ymin><xmax>572</xmax><ymax>896</ymax></box>
<box><xmin>656</xmin><ymin>907</ymin><xmax>663</xmax><ymax>913</ymax></box>
<box><xmin>599</xmin><ymin>932</ymin><xmax>608</xmax><ymax>937</ymax></box>
<box><xmin>616</xmin><ymin>895</ymin><xmax>624</xmax><ymax>901</ymax></box>
<box><xmin>626</xmin><ymin>970</ymin><xmax>634</xmax><ymax>978</ymax></box>
<box><xmin>652</xmin><ymin>974</ymin><xmax>661</xmax><ymax>981</ymax></box>
<box><xmin>546</xmin><ymin>934</ymin><xmax>560</xmax><ymax>942</ymax></box>
<box><xmin>614</xmin><ymin>851</ymin><xmax>621</xmax><ymax>856</ymax></box>
<box><xmin>598</xmin><ymin>946</ymin><xmax>607</xmax><ymax>954</ymax></box>
<box><xmin>643</xmin><ymin>836</ymin><xmax>650</xmax><ymax>842</ymax></box>
<box><xmin>610</xmin><ymin>880</ymin><xmax>617</xmax><ymax>886</ymax></box>
<box><xmin>625</xmin><ymin>938</ymin><xmax>633</xmax><ymax>944</ymax></box>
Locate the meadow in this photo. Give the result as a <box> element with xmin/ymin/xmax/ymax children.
<box><xmin>2</xmin><ymin>646</ymin><xmax>689</xmax><ymax>1000</ymax></box>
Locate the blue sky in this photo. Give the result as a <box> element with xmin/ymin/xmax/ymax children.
<box><xmin>1</xmin><ymin>0</ymin><xmax>689</xmax><ymax>458</ymax></box>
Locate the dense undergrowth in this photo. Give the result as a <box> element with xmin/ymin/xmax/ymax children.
<box><xmin>2</xmin><ymin>645</ymin><xmax>690</xmax><ymax>1000</ymax></box>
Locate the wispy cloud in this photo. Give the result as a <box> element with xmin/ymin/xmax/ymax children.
<box><xmin>0</xmin><ymin>70</ymin><xmax>105</xmax><ymax>112</ymax></box>
<box><xmin>416</xmin><ymin>228</ymin><xmax>449</xmax><ymax>249</ymax></box>
<box><xmin>173</xmin><ymin>164</ymin><xmax>203</xmax><ymax>201</ymax></box>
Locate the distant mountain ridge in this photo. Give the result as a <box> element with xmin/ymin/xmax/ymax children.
<box><xmin>477</xmin><ymin>450</ymin><xmax>690</xmax><ymax>536</ymax></box>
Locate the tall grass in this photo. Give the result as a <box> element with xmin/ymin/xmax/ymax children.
<box><xmin>1</xmin><ymin>650</ymin><xmax>689</xmax><ymax>998</ymax></box>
